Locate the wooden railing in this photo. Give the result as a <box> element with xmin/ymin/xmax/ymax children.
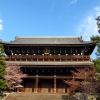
<box><xmin>5</xmin><ymin>55</ymin><xmax>90</xmax><ymax>61</ymax></box>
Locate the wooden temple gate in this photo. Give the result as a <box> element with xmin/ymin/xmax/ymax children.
<box><xmin>2</xmin><ymin>36</ymin><xmax>96</xmax><ymax>93</ymax></box>
<box><xmin>18</xmin><ymin>76</ymin><xmax>70</xmax><ymax>93</ymax></box>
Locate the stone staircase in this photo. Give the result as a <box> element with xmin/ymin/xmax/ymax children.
<box><xmin>5</xmin><ymin>93</ymin><xmax>68</xmax><ymax>100</ymax></box>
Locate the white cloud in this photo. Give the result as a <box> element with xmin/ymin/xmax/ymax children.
<box><xmin>70</xmin><ymin>0</ymin><xmax>77</xmax><ymax>4</ymax></box>
<box><xmin>77</xmin><ymin>7</ymin><xmax>100</xmax><ymax>41</ymax></box>
<box><xmin>0</xmin><ymin>24</ymin><xmax>3</xmax><ymax>30</ymax></box>
<box><xmin>94</xmin><ymin>7</ymin><xmax>100</xmax><ymax>16</ymax></box>
<box><xmin>0</xmin><ymin>19</ymin><xmax>3</xmax><ymax>30</ymax></box>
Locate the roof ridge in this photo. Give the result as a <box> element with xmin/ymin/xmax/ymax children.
<box><xmin>15</xmin><ymin>36</ymin><xmax>82</xmax><ymax>39</ymax></box>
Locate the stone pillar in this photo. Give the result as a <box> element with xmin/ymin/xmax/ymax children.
<box><xmin>35</xmin><ymin>75</ymin><xmax>38</xmax><ymax>93</ymax></box>
<box><xmin>54</xmin><ymin>75</ymin><xmax>56</xmax><ymax>93</ymax></box>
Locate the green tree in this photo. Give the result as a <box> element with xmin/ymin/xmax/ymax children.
<box><xmin>88</xmin><ymin>16</ymin><xmax>100</xmax><ymax>99</ymax></box>
<box><xmin>0</xmin><ymin>44</ymin><xmax>7</xmax><ymax>90</ymax></box>
<box><xmin>91</xmin><ymin>35</ymin><xmax>100</xmax><ymax>58</ymax></box>
<box><xmin>96</xmin><ymin>16</ymin><xmax>100</xmax><ymax>33</ymax></box>
<box><xmin>90</xmin><ymin>35</ymin><xmax>100</xmax><ymax>83</ymax></box>
<box><xmin>90</xmin><ymin>16</ymin><xmax>100</xmax><ymax>82</ymax></box>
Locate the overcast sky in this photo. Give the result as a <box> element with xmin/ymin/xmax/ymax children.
<box><xmin>0</xmin><ymin>0</ymin><xmax>100</xmax><ymax>59</ymax></box>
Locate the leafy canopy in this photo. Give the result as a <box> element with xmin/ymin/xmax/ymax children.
<box><xmin>0</xmin><ymin>44</ymin><xmax>7</xmax><ymax>90</ymax></box>
<box><xmin>90</xmin><ymin>35</ymin><xmax>100</xmax><ymax>82</ymax></box>
<box><xmin>90</xmin><ymin>35</ymin><xmax>100</xmax><ymax>42</ymax></box>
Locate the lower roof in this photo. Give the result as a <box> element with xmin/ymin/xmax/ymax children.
<box><xmin>6</xmin><ymin>61</ymin><xmax>93</xmax><ymax>66</ymax></box>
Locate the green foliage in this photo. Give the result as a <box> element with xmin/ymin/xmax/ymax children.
<box><xmin>97</xmin><ymin>46</ymin><xmax>100</xmax><ymax>52</ymax></box>
<box><xmin>93</xmin><ymin>59</ymin><xmax>100</xmax><ymax>81</ymax></box>
<box><xmin>0</xmin><ymin>44</ymin><xmax>5</xmax><ymax>57</ymax></box>
<box><xmin>0</xmin><ymin>44</ymin><xmax>7</xmax><ymax>90</ymax></box>
<box><xmin>93</xmin><ymin>59</ymin><xmax>100</xmax><ymax>72</ymax></box>
<box><xmin>91</xmin><ymin>35</ymin><xmax>100</xmax><ymax>57</ymax></box>
<box><xmin>0</xmin><ymin>79</ymin><xmax>7</xmax><ymax>90</ymax></box>
<box><xmin>98</xmin><ymin>75</ymin><xmax>100</xmax><ymax>81</ymax></box>
<box><xmin>90</xmin><ymin>35</ymin><xmax>100</xmax><ymax>82</ymax></box>
<box><xmin>90</xmin><ymin>35</ymin><xmax>100</xmax><ymax>42</ymax></box>
<box><xmin>96</xmin><ymin>96</ymin><xmax>100</xmax><ymax>100</ymax></box>
<box><xmin>96</xmin><ymin>16</ymin><xmax>100</xmax><ymax>33</ymax></box>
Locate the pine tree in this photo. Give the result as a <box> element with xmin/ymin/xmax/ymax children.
<box><xmin>90</xmin><ymin>35</ymin><xmax>100</xmax><ymax>58</ymax></box>
<box><xmin>0</xmin><ymin>44</ymin><xmax>7</xmax><ymax>90</ymax></box>
<box><xmin>90</xmin><ymin>16</ymin><xmax>100</xmax><ymax>81</ymax></box>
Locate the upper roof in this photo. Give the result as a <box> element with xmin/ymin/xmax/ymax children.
<box><xmin>1</xmin><ymin>36</ymin><xmax>95</xmax><ymax>45</ymax></box>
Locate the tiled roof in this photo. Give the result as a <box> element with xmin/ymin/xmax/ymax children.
<box><xmin>4</xmin><ymin>36</ymin><xmax>93</xmax><ymax>44</ymax></box>
<box><xmin>6</xmin><ymin>61</ymin><xmax>93</xmax><ymax>66</ymax></box>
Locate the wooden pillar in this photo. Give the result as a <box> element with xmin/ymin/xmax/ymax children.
<box><xmin>38</xmin><ymin>48</ymin><xmax>39</xmax><ymax>54</ymax></box>
<box><xmin>54</xmin><ymin>48</ymin><xmax>55</xmax><ymax>54</ymax></box>
<box><xmin>65</xmin><ymin>48</ymin><xmax>66</xmax><ymax>54</ymax></box>
<box><xmin>54</xmin><ymin>75</ymin><xmax>56</xmax><ymax>93</ymax></box>
<box><xmin>60</xmin><ymin>48</ymin><xmax>61</xmax><ymax>54</ymax></box>
<box><xmin>35</xmin><ymin>75</ymin><xmax>38</xmax><ymax>93</ymax></box>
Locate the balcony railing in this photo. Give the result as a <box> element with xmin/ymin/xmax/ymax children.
<box><xmin>5</xmin><ymin>54</ymin><xmax>90</xmax><ymax>61</ymax></box>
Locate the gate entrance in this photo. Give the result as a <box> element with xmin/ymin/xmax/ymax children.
<box><xmin>39</xmin><ymin>79</ymin><xmax>53</xmax><ymax>93</ymax></box>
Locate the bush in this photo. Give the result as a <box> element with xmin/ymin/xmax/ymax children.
<box><xmin>96</xmin><ymin>96</ymin><xmax>100</xmax><ymax>100</ymax></box>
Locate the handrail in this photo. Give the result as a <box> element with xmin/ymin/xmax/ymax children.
<box><xmin>5</xmin><ymin>55</ymin><xmax>90</xmax><ymax>61</ymax></box>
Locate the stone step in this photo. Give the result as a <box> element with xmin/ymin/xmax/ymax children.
<box><xmin>5</xmin><ymin>93</ymin><xmax>68</xmax><ymax>100</ymax></box>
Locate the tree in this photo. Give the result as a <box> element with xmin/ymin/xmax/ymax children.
<box><xmin>0</xmin><ymin>44</ymin><xmax>7</xmax><ymax>90</ymax></box>
<box><xmin>89</xmin><ymin>15</ymin><xmax>100</xmax><ymax>99</ymax></box>
<box><xmin>96</xmin><ymin>16</ymin><xmax>100</xmax><ymax>34</ymax></box>
<box><xmin>64</xmin><ymin>67</ymin><xmax>98</xmax><ymax>95</ymax></box>
<box><xmin>91</xmin><ymin>15</ymin><xmax>100</xmax><ymax>58</ymax></box>
<box><xmin>5</xmin><ymin>64</ymin><xmax>27</xmax><ymax>90</ymax></box>
<box><xmin>90</xmin><ymin>35</ymin><xmax>100</xmax><ymax>58</ymax></box>
<box><xmin>93</xmin><ymin>59</ymin><xmax>100</xmax><ymax>73</ymax></box>
<box><xmin>91</xmin><ymin>36</ymin><xmax>100</xmax><ymax>80</ymax></box>
<box><xmin>90</xmin><ymin>16</ymin><xmax>100</xmax><ymax>81</ymax></box>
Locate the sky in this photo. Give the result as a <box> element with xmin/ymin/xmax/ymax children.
<box><xmin>0</xmin><ymin>0</ymin><xmax>100</xmax><ymax>59</ymax></box>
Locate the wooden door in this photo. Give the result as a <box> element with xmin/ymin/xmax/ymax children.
<box><xmin>57</xmin><ymin>79</ymin><xmax>66</xmax><ymax>93</ymax></box>
<box><xmin>39</xmin><ymin>79</ymin><xmax>53</xmax><ymax>93</ymax></box>
<box><xmin>23</xmin><ymin>79</ymin><xmax>35</xmax><ymax>92</ymax></box>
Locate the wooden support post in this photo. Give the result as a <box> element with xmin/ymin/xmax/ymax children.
<box><xmin>38</xmin><ymin>48</ymin><xmax>39</xmax><ymax>54</ymax></box>
<box><xmin>35</xmin><ymin>75</ymin><xmax>38</xmax><ymax>93</ymax></box>
<box><xmin>54</xmin><ymin>75</ymin><xmax>56</xmax><ymax>93</ymax></box>
<box><xmin>73</xmin><ymin>75</ymin><xmax>75</xmax><ymax>80</ymax></box>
